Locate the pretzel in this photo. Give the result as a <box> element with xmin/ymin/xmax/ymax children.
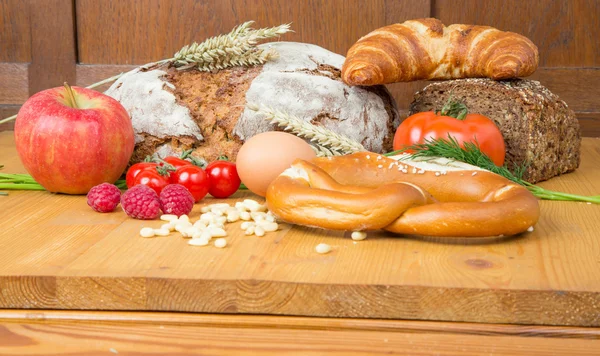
<box><xmin>265</xmin><ymin>152</ymin><xmax>540</xmax><ymax>238</ymax></box>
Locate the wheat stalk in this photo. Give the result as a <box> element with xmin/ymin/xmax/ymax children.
<box><xmin>247</xmin><ymin>103</ymin><xmax>365</xmax><ymax>155</ymax></box>
<box><xmin>0</xmin><ymin>21</ymin><xmax>292</xmax><ymax>125</ymax></box>
<box><xmin>310</xmin><ymin>144</ymin><xmax>346</xmax><ymax>157</ymax></box>
<box><xmin>171</xmin><ymin>21</ymin><xmax>291</xmax><ymax>71</ymax></box>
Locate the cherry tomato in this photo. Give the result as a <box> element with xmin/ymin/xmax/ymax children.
<box><xmin>162</xmin><ymin>156</ymin><xmax>193</xmax><ymax>169</ymax></box>
<box><xmin>126</xmin><ymin>162</ymin><xmax>158</xmax><ymax>188</ymax></box>
<box><xmin>170</xmin><ymin>165</ymin><xmax>210</xmax><ymax>202</ymax></box>
<box><xmin>393</xmin><ymin>111</ymin><xmax>506</xmax><ymax>166</ymax></box>
<box><xmin>205</xmin><ymin>161</ymin><xmax>241</xmax><ymax>199</ymax></box>
<box><xmin>133</xmin><ymin>169</ymin><xmax>171</xmax><ymax>195</ymax></box>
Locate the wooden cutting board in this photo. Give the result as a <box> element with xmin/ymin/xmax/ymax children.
<box><xmin>1</xmin><ymin>132</ymin><xmax>599</xmax><ymax>327</ymax></box>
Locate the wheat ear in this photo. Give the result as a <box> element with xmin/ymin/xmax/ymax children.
<box><xmin>247</xmin><ymin>103</ymin><xmax>365</xmax><ymax>156</ymax></box>
<box><xmin>171</xmin><ymin>21</ymin><xmax>291</xmax><ymax>71</ymax></box>
<box><xmin>0</xmin><ymin>22</ymin><xmax>292</xmax><ymax>125</ymax></box>
<box><xmin>310</xmin><ymin>144</ymin><xmax>347</xmax><ymax>157</ymax></box>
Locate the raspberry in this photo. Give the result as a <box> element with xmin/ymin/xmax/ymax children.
<box><xmin>87</xmin><ymin>183</ymin><xmax>121</xmax><ymax>213</ymax></box>
<box><xmin>121</xmin><ymin>184</ymin><xmax>162</xmax><ymax>220</ymax></box>
<box><xmin>159</xmin><ymin>184</ymin><xmax>194</xmax><ymax>216</ymax></box>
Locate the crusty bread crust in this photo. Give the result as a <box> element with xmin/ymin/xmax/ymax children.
<box><xmin>106</xmin><ymin>42</ymin><xmax>400</xmax><ymax>165</ymax></box>
<box><xmin>409</xmin><ymin>78</ymin><xmax>581</xmax><ymax>183</ymax></box>
<box><xmin>342</xmin><ymin>18</ymin><xmax>539</xmax><ymax>85</ymax></box>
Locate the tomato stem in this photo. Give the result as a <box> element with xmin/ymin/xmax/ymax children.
<box><xmin>156</xmin><ymin>161</ymin><xmax>176</xmax><ymax>176</ymax></box>
<box><xmin>439</xmin><ymin>96</ymin><xmax>469</xmax><ymax>120</ymax></box>
<box><xmin>179</xmin><ymin>149</ymin><xmax>194</xmax><ymax>160</ymax></box>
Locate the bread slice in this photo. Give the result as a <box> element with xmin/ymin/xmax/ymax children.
<box><xmin>408</xmin><ymin>78</ymin><xmax>581</xmax><ymax>183</ymax></box>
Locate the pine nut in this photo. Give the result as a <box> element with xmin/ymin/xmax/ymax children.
<box><xmin>258</xmin><ymin>221</ymin><xmax>278</xmax><ymax>232</ymax></box>
<box><xmin>240</xmin><ymin>221</ymin><xmax>254</xmax><ymax>230</ymax></box>
<box><xmin>240</xmin><ymin>211</ymin><xmax>251</xmax><ymax>221</ymax></box>
<box><xmin>315</xmin><ymin>243</ymin><xmax>331</xmax><ymax>254</ymax></box>
<box><xmin>153</xmin><ymin>228</ymin><xmax>171</xmax><ymax>236</ymax></box>
<box><xmin>243</xmin><ymin>199</ymin><xmax>266</xmax><ymax>212</ymax></box>
<box><xmin>211</xmin><ymin>207</ymin><xmax>225</xmax><ymax>216</ymax></box>
<box><xmin>199</xmin><ymin>213</ymin><xmax>214</xmax><ymax>224</ymax></box>
<box><xmin>207</xmin><ymin>222</ymin><xmax>224</xmax><ymax>230</ymax></box>
<box><xmin>254</xmin><ymin>226</ymin><xmax>265</xmax><ymax>237</ymax></box>
<box><xmin>211</xmin><ymin>203</ymin><xmax>231</xmax><ymax>209</ymax></box>
<box><xmin>351</xmin><ymin>231</ymin><xmax>367</xmax><ymax>241</ymax></box>
<box><xmin>200</xmin><ymin>206</ymin><xmax>211</xmax><ymax>213</ymax></box>
<box><xmin>175</xmin><ymin>221</ymin><xmax>192</xmax><ymax>233</ymax></box>
<box><xmin>208</xmin><ymin>227</ymin><xmax>227</xmax><ymax>237</ymax></box>
<box><xmin>193</xmin><ymin>220</ymin><xmax>207</xmax><ymax>229</ymax></box>
<box><xmin>245</xmin><ymin>225</ymin><xmax>255</xmax><ymax>235</ymax></box>
<box><xmin>178</xmin><ymin>215</ymin><xmax>190</xmax><ymax>223</ymax></box>
<box><xmin>183</xmin><ymin>227</ymin><xmax>199</xmax><ymax>238</ymax></box>
<box><xmin>226</xmin><ymin>211</ymin><xmax>240</xmax><ymax>222</ymax></box>
<box><xmin>161</xmin><ymin>223</ymin><xmax>175</xmax><ymax>232</ymax></box>
<box><xmin>251</xmin><ymin>212</ymin><xmax>266</xmax><ymax>222</ymax></box>
<box><xmin>214</xmin><ymin>238</ymin><xmax>227</xmax><ymax>248</ymax></box>
<box><xmin>200</xmin><ymin>231</ymin><xmax>212</xmax><ymax>241</ymax></box>
<box><xmin>160</xmin><ymin>214</ymin><xmax>178</xmax><ymax>222</ymax></box>
<box><xmin>140</xmin><ymin>227</ymin><xmax>155</xmax><ymax>238</ymax></box>
<box><xmin>188</xmin><ymin>237</ymin><xmax>209</xmax><ymax>246</ymax></box>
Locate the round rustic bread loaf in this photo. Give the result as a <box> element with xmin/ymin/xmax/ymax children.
<box><xmin>105</xmin><ymin>42</ymin><xmax>399</xmax><ymax>164</ymax></box>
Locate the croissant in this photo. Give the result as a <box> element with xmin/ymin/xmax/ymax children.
<box><xmin>341</xmin><ymin>18</ymin><xmax>539</xmax><ymax>85</ymax></box>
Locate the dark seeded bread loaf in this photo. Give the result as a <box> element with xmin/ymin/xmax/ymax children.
<box><xmin>409</xmin><ymin>78</ymin><xmax>581</xmax><ymax>183</ymax></box>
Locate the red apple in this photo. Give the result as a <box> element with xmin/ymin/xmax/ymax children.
<box><xmin>14</xmin><ymin>83</ymin><xmax>135</xmax><ymax>194</ymax></box>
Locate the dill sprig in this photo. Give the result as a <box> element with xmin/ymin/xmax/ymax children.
<box><xmin>385</xmin><ymin>136</ymin><xmax>600</xmax><ymax>204</ymax></box>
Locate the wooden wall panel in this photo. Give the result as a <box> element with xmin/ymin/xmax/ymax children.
<box><xmin>1</xmin><ymin>0</ymin><xmax>599</xmax><ymax>136</ymax></box>
<box><xmin>76</xmin><ymin>0</ymin><xmax>405</xmax><ymax>64</ymax></box>
<box><xmin>432</xmin><ymin>0</ymin><xmax>600</xmax><ymax>67</ymax></box>
<box><xmin>0</xmin><ymin>64</ymin><xmax>29</xmax><ymax>105</ymax></box>
<box><xmin>0</xmin><ymin>106</ymin><xmax>19</xmax><ymax>131</ymax></box>
<box><xmin>28</xmin><ymin>0</ymin><xmax>76</xmax><ymax>95</ymax></box>
<box><xmin>0</xmin><ymin>0</ymin><xmax>31</xmax><ymax>62</ymax></box>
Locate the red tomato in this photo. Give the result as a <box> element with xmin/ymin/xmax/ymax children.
<box><xmin>170</xmin><ymin>165</ymin><xmax>210</xmax><ymax>202</ymax></box>
<box><xmin>133</xmin><ymin>169</ymin><xmax>171</xmax><ymax>195</ymax></box>
<box><xmin>126</xmin><ymin>162</ymin><xmax>158</xmax><ymax>188</ymax></box>
<box><xmin>162</xmin><ymin>156</ymin><xmax>193</xmax><ymax>169</ymax></box>
<box><xmin>393</xmin><ymin>111</ymin><xmax>506</xmax><ymax>166</ymax></box>
<box><xmin>205</xmin><ymin>161</ymin><xmax>241</xmax><ymax>199</ymax></box>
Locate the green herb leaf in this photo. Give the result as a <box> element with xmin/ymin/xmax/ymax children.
<box><xmin>388</xmin><ymin>135</ymin><xmax>600</xmax><ymax>204</ymax></box>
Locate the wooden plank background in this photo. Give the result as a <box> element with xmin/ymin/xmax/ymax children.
<box><xmin>1</xmin><ymin>0</ymin><xmax>599</xmax><ymax>135</ymax></box>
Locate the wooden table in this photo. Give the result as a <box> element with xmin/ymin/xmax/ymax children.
<box><xmin>1</xmin><ymin>131</ymin><xmax>599</xmax><ymax>354</ymax></box>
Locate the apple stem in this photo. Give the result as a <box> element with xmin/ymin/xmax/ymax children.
<box><xmin>63</xmin><ymin>82</ymin><xmax>80</xmax><ymax>109</ymax></box>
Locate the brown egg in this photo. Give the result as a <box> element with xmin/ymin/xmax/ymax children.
<box><xmin>236</xmin><ymin>131</ymin><xmax>316</xmax><ymax>197</ymax></box>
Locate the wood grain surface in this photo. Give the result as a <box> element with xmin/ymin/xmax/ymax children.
<box><xmin>0</xmin><ymin>310</ymin><xmax>599</xmax><ymax>355</ymax></box>
<box><xmin>0</xmin><ymin>63</ymin><xmax>29</xmax><ymax>105</ymax></box>
<box><xmin>433</xmin><ymin>0</ymin><xmax>600</xmax><ymax>67</ymax></box>
<box><xmin>27</xmin><ymin>0</ymin><xmax>76</xmax><ymax>96</ymax></box>
<box><xmin>0</xmin><ymin>106</ymin><xmax>19</xmax><ymax>131</ymax></box>
<box><xmin>0</xmin><ymin>0</ymin><xmax>31</xmax><ymax>63</ymax></box>
<box><xmin>1</xmin><ymin>132</ymin><xmax>600</xmax><ymax>326</ymax></box>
